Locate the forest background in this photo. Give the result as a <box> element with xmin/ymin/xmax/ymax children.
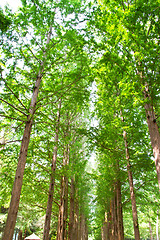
<box><xmin>0</xmin><ymin>0</ymin><xmax>160</xmax><ymax>240</ymax></box>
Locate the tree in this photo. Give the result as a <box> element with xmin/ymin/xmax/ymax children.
<box><xmin>43</xmin><ymin>100</ymin><xmax>61</xmax><ymax>240</ymax></box>
<box><xmin>1</xmin><ymin>0</ymin><xmax>92</xmax><ymax>239</ymax></box>
<box><xmin>93</xmin><ymin>0</ymin><xmax>160</xmax><ymax>190</ymax></box>
<box><xmin>1</xmin><ymin>0</ymin><xmax>160</xmax><ymax>239</ymax></box>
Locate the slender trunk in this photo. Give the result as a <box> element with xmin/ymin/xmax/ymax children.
<box><xmin>56</xmin><ymin>176</ymin><xmax>68</xmax><ymax>240</ymax></box>
<box><xmin>149</xmin><ymin>221</ymin><xmax>153</xmax><ymax>240</ymax></box>
<box><xmin>110</xmin><ymin>197</ymin><xmax>114</xmax><ymax>240</ymax></box>
<box><xmin>23</xmin><ymin>229</ymin><xmax>27</xmax><ymax>240</ymax></box>
<box><xmin>107</xmin><ymin>207</ymin><xmax>112</xmax><ymax>240</ymax></box>
<box><xmin>113</xmin><ymin>190</ymin><xmax>118</xmax><ymax>240</ymax></box>
<box><xmin>116</xmin><ymin>180</ymin><xmax>124</xmax><ymax>240</ymax></box>
<box><xmin>85</xmin><ymin>221</ymin><xmax>88</xmax><ymax>240</ymax></box>
<box><xmin>75</xmin><ymin>200</ymin><xmax>79</xmax><ymax>240</ymax></box>
<box><xmin>43</xmin><ymin>137</ymin><xmax>58</xmax><ymax>240</ymax></box>
<box><xmin>144</xmin><ymin>86</ymin><xmax>160</xmax><ymax>191</ymax></box>
<box><xmin>43</xmin><ymin>101</ymin><xmax>61</xmax><ymax>240</ymax></box>
<box><xmin>102</xmin><ymin>221</ymin><xmax>107</xmax><ymax>240</ymax></box>
<box><xmin>56</xmin><ymin>177</ymin><xmax>65</xmax><ymax>240</ymax></box>
<box><xmin>56</xmin><ymin>145</ymin><xmax>69</xmax><ymax>240</ymax></box>
<box><xmin>105</xmin><ymin>182</ymin><xmax>124</xmax><ymax>240</ymax></box>
<box><xmin>156</xmin><ymin>209</ymin><xmax>159</xmax><ymax>240</ymax></box>
<box><xmin>63</xmin><ymin>175</ymin><xmax>68</xmax><ymax>240</ymax></box>
<box><xmin>80</xmin><ymin>213</ymin><xmax>84</xmax><ymax>240</ymax></box>
<box><xmin>123</xmin><ymin>130</ymin><xmax>140</xmax><ymax>240</ymax></box>
<box><xmin>68</xmin><ymin>177</ymin><xmax>75</xmax><ymax>240</ymax></box>
<box><xmin>18</xmin><ymin>230</ymin><xmax>22</xmax><ymax>240</ymax></box>
<box><xmin>137</xmin><ymin>64</ymin><xmax>160</xmax><ymax>190</ymax></box>
<box><xmin>110</xmin><ymin>199</ymin><xmax>114</xmax><ymax>240</ymax></box>
<box><xmin>2</xmin><ymin>27</ymin><xmax>52</xmax><ymax>240</ymax></box>
<box><xmin>127</xmin><ymin>159</ymin><xmax>140</xmax><ymax>240</ymax></box>
<box><xmin>80</xmin><ymin>213</ymin><xmax>88</xmax><ymax>240</ymax></box>
<box><xmin>2</xmin><ymin>119</ymin><xmax>33</xmax><ymax>240</ymax></box>
<box><xmin>63</xmin><ymin>144</ymin><xmax>69</xmax><ymax>240</ymax></box>
<box><xmin>110</xmin><ymin>189</ymin><xmax>119</xmax><ymax>240</ymax></box>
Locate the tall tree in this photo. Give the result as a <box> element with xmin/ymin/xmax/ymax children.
<box><xmin>1</xmin><ymin>0</ymin><xmax>91</xmax><ymax>239</ymax></box>
<box><xmin>93</xmin><ymin>0</ymin><xmax>160</xmax><ymax>190</ymax></box>
<box><xmin>43</xmin><ymin>100</ymin><xmax>61</xmax><ymax>240</ymax></box>
<box><xmin>122</xmin><ymin>125</ymin><xmax>140</xmax><ymax>240</ymax></box>
<box><xmin>2</xmin><ymin>16</ymin><xmax>53</xmax><ymax>240</ymax></box>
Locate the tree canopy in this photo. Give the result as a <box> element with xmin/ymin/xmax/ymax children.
<box><xmin>0</xmin><ymin>0</ymin><xmax>160</xmax><ymax>240</ymax></box>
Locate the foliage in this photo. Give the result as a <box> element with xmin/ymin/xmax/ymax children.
<box><xmin>0</xmin><ymin>0</ymin><xmax>160</xmax><ymax>239</ymax></box>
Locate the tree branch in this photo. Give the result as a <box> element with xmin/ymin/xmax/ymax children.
<box><xmin>24</xmin><ymin>44</ymin><xmax>41</xmax><ymax>63</ymax></box>
<box><xmin>36</xmin><ymin>74</ymin><xmax>83</xmax><ymax>111</ymax></box>
<box><xmin>0</xmin><ymin>98</ymin><xmax>28</xmax><ymax>116</ymax></box>
<box><xmin>0</xmin><ymin>139</ymin><xmax>22</xmax><ymax>145</ymax></box>
<box><xmin>1</xmin><ymin>72</ymin><xmax>28</xmax><ymax>112</ymax></box>
<box><xmin>0</xmin><ymin>114</ymin><xmax>25</xmax><ymax>122</ymax></box>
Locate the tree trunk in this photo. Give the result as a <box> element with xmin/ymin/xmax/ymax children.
<box><xmin>79</xmin><ymin>212</ymin><xmax>88</xmax><ymax>240</ymax></box>
<box><xmin>144</xmin><ymin>86</ymin><xmax>160</xmax><ymax>191</ymax></box>
<box><xmin>56</xmin><ymin>177</ymin><xmax>65</xmax><ymax>240</ymax></box>
<box><xmin>23</xmin><ymin>229</ymin><xmax>27</xmax><ymax>240</ymax></box>
<box><xmin>102</xmin><ymin>221</ymin><xmax>107</xmax><ymax>240</ymax></box>
<box><xmin>107</xmin><ymin>208</ymin><xmax>112</xmax><ymax>240</ymax></box>
<box><xmin>105</xmin><ymin>181</ymin><xmax>124</xmax><ymax>240</ymax></box>
<box><xmin>18</xmin><ymin>230</ymin><xmax>22</xmax><ymax>240</ymax></box>
<box><xmin>85</xmin><ymin>221</ymin><xmax>88</xmax><ymax>240</ymax></box>
<box><xmin>63</xmin><ymin>175</ymin><xmax>68</xmax><ymax>240</ymax></box>
<box><xmin>75</xmin><ymin>200</ymin><xmax>79</xmax><ymax>240</ymax></box>
<box><xmin>43</xmin><ymin>100</ymin><xmax>61</xmax><ymax>240</ymax></box>
<box><xmin>63</xmin><ymin>144</ymin><xmax>69</xmax><ymax>240</ymax></box>
<box><xmin>109</xmin><ymin>199</ymin><xmax>114</xmax><ymax>240</ymax></box>
<box><xmin>2</xmin><ymin>27</ymin><xmax>52</xmax><ymax>240</ymax></box>
<box><xmin>110</xmin><ymin>198</ymin><xmax>114</xmax><ymax>240</ymax></box>
<box><xmin>2</xmin><ymin>119</ymin><xmax>33</xmax><ymax>240</ymax></box>
<box><xmin>116</xmin><ymin>180</ymin><xmax>124</xmax><ymax>240</ymax></box>
<box><xmin>149</xmin><ymin>221</ymin><xmax>153</xmax><ymax>240</ymax></box>
<box><xmin>123</xmin><ymin>130</ymin><xmax>140</xmax><ymax>240</ymax></box>
<box><xmin>113</xmin><ymin>190</ymin><xmax>118</xmax><ymax>240</ymax></box>
<box><xmin>156</xmin><ymin>209</ymin><xmax>159</xmax><ymax>240</ymax></box>
<box><xmin>68</xmin><ymin>177</ymin><xmax>75</xmax><ymax>240</ymax></box>
<box><xmin>56</xmin><ymin>176</ymin><xmax>69</xmax><ymax>240</ymax></box>
<box><xmin>56</xmin><ymin>144</ymin><xmax>69</xmax><ymax>240</ymax></box>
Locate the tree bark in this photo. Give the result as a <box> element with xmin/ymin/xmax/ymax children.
<box><xmin>63</xmin><ymin>175</ymin><xmax>68</xmax><ymax>240</ymax></box>
<box><xmin>156</xmin><ymin>209</ymin><xmax>159</xmax><ymax>240</ymax></box>
<box><xmin>18</xmin><ymin>230</ymin><xmax>22</xmax><ymax>240</ymax></box>
<box><xmin>113</xmin><ymin>190</ymin><xmax>118</xmax><ymax>240</ymax></box>
<box><xmin>123</xmin><ymin>130</ymin><xmax>140</xmax><ymax>240</ymax></box>
<box><xmin>56</xmin><ymin>176</ymin><xmax>69</xmax><ymax>240</ymax></box>
<box><xmin>107</xmin><ymin>208</ymin><xmax>112</xmax><ymax>240</ymax></box>
<box><xmin>68</xmin><ymin>177</ymin><xmax>75</xmax><ymax>240</ymax></box>
<box><xmin>63</xmin><ymin>144</ymin><xmax>69</xmax><ymax>240</ymax></box>
<box><xmin>116</xmin><ymin>180</ymin><xmax>124</xmax><ymax>240</ymax></box>
<box><xmin>2</xmin><ymin>118</ymin><xmax>33</xmax><ymax>240</ymax></box>
<box><xmin>2</xmin><ymin>27</ymin><xmax>52</xmax><ymax>240</ymax></box>
<box><xmin>75</xmin><ymin>199</ymin><xmax>79</xmax><ymax>240</ymax></box>
<box><xmin>56</xmin><ymin>177</ymin><xmax>65</xmax><ymax>240</ymax></box>
<box><xmin>104</xmin><ymin>181</ymin><xmax>124</xmax><ymax>240</ymax></box>
<box><xmin>137</xmin><ymin>64</ymin><xmax>160</xmax><ymax>191</ymax></box>
<box><xmin>110</xmin><ymin>197</ymin><xmax>115</xmax><ymax>240</ymax></box>
<box><xmin>85</xmin><ymin>221</ymin><xmax>88</xmax><ymax>240</ymax></box>
<box><xmin>43</xmin><ymin>100</ymin><xmax>61</xmax><ymax>240</ymax></box>
<box><xmin>149</xmin><ymin>221</ymin><xmax>153</xmax><ymax>240</ymax></box>
<box><xmin>56</xmin><ymin>144</ymin><xmax>69</xmax><ymax>240</ymax></box>
<box><xmin>80</xmin><ymin>213</ymin><xmax>88</xmax><ymax>240</ymax></box>
<box><xmin>23</xmin><ymin>229</ymin><xmax>27</xmax><ymax>240</ymax></box>
<box><xmin>102</xmin><ymin>219</ymin><xmax>108</xmax><ymax>240</ymax></box>
<box><xmin>144</xmin><ymin>86</ymin><xmax>160</xmax><ymax>191</ymax></box>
